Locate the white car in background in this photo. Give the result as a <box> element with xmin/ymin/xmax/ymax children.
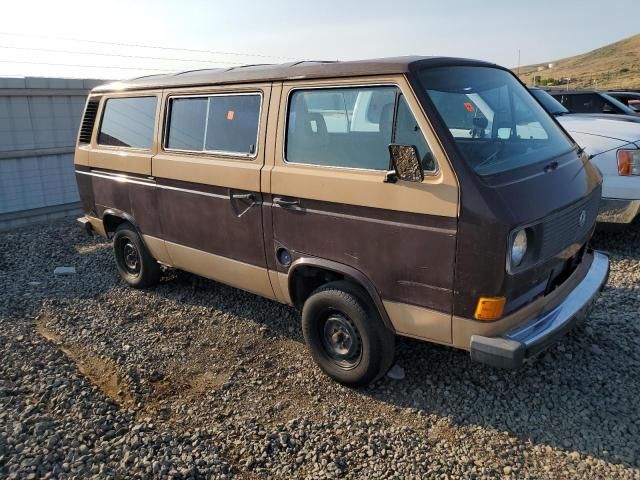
<box><xmin>530</xmin><ymin>88</ymin><xmax>640</xmax><ymax>225</ymax></box>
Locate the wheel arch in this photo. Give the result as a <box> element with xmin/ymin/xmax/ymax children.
<box><xmin>102</xmin><ymin>209</ymin><xmax>139</xmax><ymax>238</ymax></box>
<box><xmin>287</xmin><ymin>257</ymin><xmax>395</xmax><ymax>332</ymax></box>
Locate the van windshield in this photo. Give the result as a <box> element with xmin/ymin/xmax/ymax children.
<box><xmin>417</xmin><ymin>66</ymin><xmax>575</xmax><ymax>176</ymax></box>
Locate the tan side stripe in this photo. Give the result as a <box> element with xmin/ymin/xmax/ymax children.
<box><xmin>383</xmin><ymin>300</ymin><xmax>452</xmax><ymax>345</ymax></box>
<box><xmin>163</xmin><ymin>240</ymin><xmax>276</xmax><ymax>300</ymax></box>
<box><xmin>142</xmin><ymin>234</ymin><xmax>172</xmax><ymax>265</ymax></box>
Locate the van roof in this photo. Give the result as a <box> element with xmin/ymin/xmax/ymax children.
<box><xmin>92</xmin><ymin>56</ymin><xmax>498</xmax><ymax>93</ymax></box>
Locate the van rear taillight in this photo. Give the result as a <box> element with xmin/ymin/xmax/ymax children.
<box><xmin>78</xmin><ymin>99</ymin><xmax>100</xmax><ymax>144</ymax></box>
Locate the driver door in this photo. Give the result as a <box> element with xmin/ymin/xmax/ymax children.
<box><xmin>267</xmin><ymin>76</ymin><xmax>459</xmax><ymax>344</ymax></box>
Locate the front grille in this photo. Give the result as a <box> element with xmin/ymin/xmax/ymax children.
<box><xmin>78</xmin><ymin>99</ymin><xmax>99</xmax><ymax>144</ymax></box>
<box><xmin>540</xmin><ymin>185</ymin><xmax>601</xmax><ymax>260</ymax></box>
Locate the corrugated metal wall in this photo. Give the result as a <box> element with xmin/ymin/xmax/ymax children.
<box><xmin>0</xmin><ymin>77</ymin><xmax>106</xmax><ymax>230</ymax></box>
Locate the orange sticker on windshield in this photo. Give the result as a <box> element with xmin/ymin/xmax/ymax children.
<box><xmin>227</xmin><ymin>110</ymin><xmax>235</xmax><ymax>120</ymax></box>
<box><xmin>464</xmin><ymin>102</ymin><xmax>475</xmax><ymax>112</ymax></box>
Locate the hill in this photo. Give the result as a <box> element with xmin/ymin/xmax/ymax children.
<box><xmin>515</xmin><ymin>34</ymin><xmax>640</xmax><ymax>89</ymax></box>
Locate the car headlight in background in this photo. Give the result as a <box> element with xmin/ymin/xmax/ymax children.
<box><xmin>617</xmin><ymin>149</ymin><xmax>640</xmax><ymax>176</ymax></box>
<box><xmin>510</xmin><ymin>229</ymin><xmax>528</xmax><ymax>268</ymax></box>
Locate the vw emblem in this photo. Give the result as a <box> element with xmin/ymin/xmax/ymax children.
<box><xmin>578</xmin><ymin>209</ymin><xmax>587</xmax><ymax>228</ymax></box>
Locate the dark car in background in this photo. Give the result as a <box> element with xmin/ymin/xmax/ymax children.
<box><xmin>547</xmin><ymin>89</ymin><xmax>640</xmax><ymax>117</ymax></box>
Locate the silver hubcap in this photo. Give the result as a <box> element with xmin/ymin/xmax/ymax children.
<box><xmin>321</xmin><ymin>313</ymin><xmax>361</xmax><ymax>368</ymax></box>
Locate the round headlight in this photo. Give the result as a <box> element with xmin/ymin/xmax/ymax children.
<box><xmin>511</xmin><ymin>229</ymin><xmax>528</xmax><ymax>267</ymax></box>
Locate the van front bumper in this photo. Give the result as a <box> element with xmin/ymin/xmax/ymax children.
<box><xmin>469</xmin><ymin>251</ymin><xmax>609</xmax><ymax>369</ymax></box>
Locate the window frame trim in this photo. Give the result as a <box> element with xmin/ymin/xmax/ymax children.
<box><xmin>283</xmin><ymin>83</ymin><xmax>439</xmax><ymax>176</ymax></box>
<box><xmin>96</xmin><ymin>95</ymin><xmax>159</xmax><ymax>151</ymax></box>
<box><xmin>162</xmin><ymin>91</ymin><xmax>263</xmax><ymax>160</ymax></box>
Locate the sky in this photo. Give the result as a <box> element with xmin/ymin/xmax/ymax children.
<box><xmin>1</xmin><ymin>0</ymin><xmax>639</xmax><ymax>80</ymax></box>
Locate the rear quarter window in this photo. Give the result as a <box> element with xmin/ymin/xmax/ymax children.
<box><xmin>98</xmin><ymin>97</ymin><xmax>157</xmax><ymax>149</ymax></box>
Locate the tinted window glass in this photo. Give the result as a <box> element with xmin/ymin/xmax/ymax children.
<box><xmin>419</xmin><ymin>67</ymin><xmax>574</xmax><ymax>176</ymax></box>
<box><xmin>98</xmin><ymin>97</ymin><xmax>156</xmax><ymax>148</ymax></box>
<box><xmin>286</xmin><ymin>87</ymin><xmax>397</xmax><ymax>170</ymax></box>
<box><xmin>600</xmin><ymin>93</ymin><xmax>635</xmax><ymax>114</ymax></box>
<box><xmin>205</xmin><ymin>95</ymin><xmax>260</xmax><ymax>154</ymax></box>
<box><xmin>529</xmin><ymin>89</ymin><xmax>569</xmax><ymax>116</ymax></box>
<box><xmin>167</xmin><ymin>97</ymin><xmax>207</xmax><ymax>150</ymax></box>
<box><xmin>166</xmin><ymin>94</ymin><xmax>260</xmax><ymax>155</ymax></box>
<box><xmin>548</xmin><ymin>93</ymin><xmax>571</xmax><ymax>109</ymax></box>
<box><xmin>570</xmin><ymin>94</ymin><xmax>605</xmax><ymax>113</ymax></box>
<box><xmin>395</xmin><ymin>95</ymin><xmax>435</xmax><ymax>171</ymax></box>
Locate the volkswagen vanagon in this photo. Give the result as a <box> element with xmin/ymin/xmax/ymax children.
<box><xmin>74</xmin><ymin>57</ymin><xmax>609</xmax><ymax>386</ymax></box>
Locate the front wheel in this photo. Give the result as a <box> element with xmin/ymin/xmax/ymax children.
<box><xmin>301</xmin><ymin>281</ymin><xmax>395</xmax><ymax>386</ymax></box>
<box><xmin>113</xmin><ymin>223</ymin><xmax>161</xmax><ymax>289</ymax></box>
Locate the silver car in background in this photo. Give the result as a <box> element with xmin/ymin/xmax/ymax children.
<box><xmin>531</xmin><ymin>88</ymin><xmax>640</xmax><ymax>225</ymax></box>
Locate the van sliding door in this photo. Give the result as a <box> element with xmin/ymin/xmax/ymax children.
<box><xmin>151</xmin><ymin>84</ymin><xmax>275</xmax><ymax>299</ymax></box>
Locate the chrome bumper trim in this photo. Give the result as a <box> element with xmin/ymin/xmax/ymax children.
<box><xmin>470</xmin><ymin>251</ymin><xmax>610</xmax><ymax>369</ymax></box>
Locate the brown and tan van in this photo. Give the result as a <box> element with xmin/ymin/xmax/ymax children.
<box><xmin>74</xmin><ymin>57</ymin><xmax>610</xmax><ymax>386</ymax></box>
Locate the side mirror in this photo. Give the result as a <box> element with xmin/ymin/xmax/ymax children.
<box><xmin>385</xmin><ymin>144</ymin><xmax>424</xmax><ymax>183</ymax></box>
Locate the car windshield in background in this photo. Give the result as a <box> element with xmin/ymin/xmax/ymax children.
<box><xmin>417</xmin><ymin>66</ymin><xmax>574</xmax><ymax>176</ymax></box>
<box><xmin>529</xmin><ymin>89</ymin><xmax>569</xmax><ymax>116</ymax></box>
<box><xmin>600</xmin><ymin>93</ymin><xmax>638</xmax><ymax>114</ymax></box>
<box><xmin>616</xmin><ymin>95</ymin><xmax>640</xmax><ymax>112</ymax></box>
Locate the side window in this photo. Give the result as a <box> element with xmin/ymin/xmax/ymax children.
<box><xmin>205</xmin><ymin>95</ymin><xmax>260</xmax><ymax>154</ymax></box>
<box><xmin>571</xmin><ymin>94</ymin><xmax>604</xmax><ymax>114</ymax></box>
<box><xmin>166</xmin><ymin>93</ymin><xmax>261</xmax><ymax>156</ymax></box>
<box><xmin>286</xmin><ymin>87</ymin><xmax>436</xmax><ymax>173</ymax></box>
<box><xmin>286</xmin><ymin>86</ymin><xmax>396</xmax><ymax>170</ymax></box>
<box><xmin>98</xmin><ymin>97</ymin><xmax>157</xmax><ymax>149</ymax></box>
<box><xmin>166</xmin><ymin>97</ymin><xmax>207</xmax><ymax>150</ymax></box>
<box><xmin>552</xmin><ymin>94</ymin><xmax>571</xmax><ymax>109</ymax></box>
<box><xmin>395</xmin><ymin>95</ymin><xmax>436</xmax><ymax>172</ymax></box>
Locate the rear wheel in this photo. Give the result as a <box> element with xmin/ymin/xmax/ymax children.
<box><xmin>113</xmin><ymin>223</ymin><xmax>160</xmax><ymax>288</ymax></box>
<box><xmin>301</xmin><ymin>281</ymin><xmax>395</xmax><ymax>386</ymax></box>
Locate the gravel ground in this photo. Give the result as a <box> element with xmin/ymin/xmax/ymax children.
<box><xmin>1</xmin><ymin>218</ymin><xmax>639</xmax><ymax>479</ymax></box>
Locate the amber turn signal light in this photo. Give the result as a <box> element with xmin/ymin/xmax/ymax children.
<box><xmin>474</xmin><ymin>296</ymin><xmax>506</xmax><ymax>321</ymax></box>
<box><xmin>617</xmin><ymin>149</ymin><xmax>640</xmax><ymax>176</ymax></box>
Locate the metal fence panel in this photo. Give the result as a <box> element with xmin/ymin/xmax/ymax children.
<box><xmin>0</xmin><ymin>77</ymin><xmax>106</xmax><ymax>222</ymax></box>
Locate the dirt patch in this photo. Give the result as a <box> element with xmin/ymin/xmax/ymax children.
<box><xmin>188</xmin><ymin>370</ymin><xmax>230</xmax><ymax>395</ymax></box>
<box><xmin>36</xmin><ymin>316</ymin><xmax>136</xmax><ymax>409</ymax></box>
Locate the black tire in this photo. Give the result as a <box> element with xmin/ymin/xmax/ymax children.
<box><xmin>113</xmin><ymin>223</ymin><xmax>161</xmax><ymax>289</ymax></box>
<box><xmin>301</xmin><ymin>281</ymin><xmax>395</xmax><ymax>386</ymax></box>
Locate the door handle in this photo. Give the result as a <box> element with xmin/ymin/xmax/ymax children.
<box><xmin>231</xmin><ymin>193</ymin><xmax>256</xmax><ymax>202</ymax></box>
<box><xmin>230</xmin><ymin>192</ymin><xmax>257</xmax><ymax>218</ymax></box>
<box><xmin>273</xmin><ymin>197</ymin><xmax>300</xmax><ymax>207</ymax></box>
